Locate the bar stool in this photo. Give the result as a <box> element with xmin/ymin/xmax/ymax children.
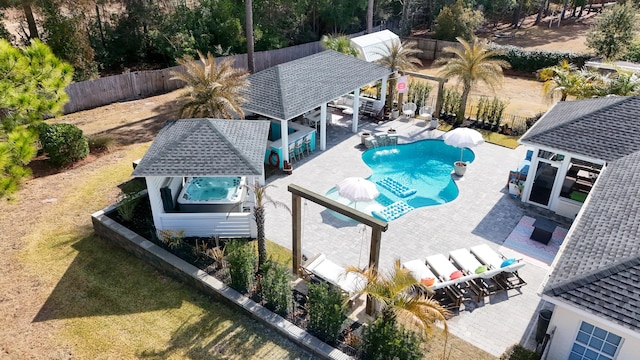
<box><xmin>302</xmin><ymin>135</ymin><xmax>312</xmax><ymax>156</ymax></box>
<box><xmin>294</xmin><ymin>139</ymin><xmax>304</xmax><ymax>158</ymax></box>
<box><xmin>288</xmin><ymin>142</ymin><xmax>297</xmax><ymax>162</ymax></box>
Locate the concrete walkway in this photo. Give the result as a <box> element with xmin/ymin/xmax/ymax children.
<box><xmin>263</xmin><ymin>114</ymin><xmax>569</xmax><ymax>357</ymax></box>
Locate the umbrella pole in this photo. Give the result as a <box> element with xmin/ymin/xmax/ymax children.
<box><xmin>460</xmin><ymin>147</ymin><xmax>464</xmax><ymax>163</ymax></box>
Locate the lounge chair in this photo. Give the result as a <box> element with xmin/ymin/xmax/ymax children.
<box><xmin>470</xmin><ymin>244</ymin><xmax>527</xmax><ymax>289</ymax></box>
<box><xmin>301</xmin><ymin>253</ymin><xmax>366</xmax><ymax>300</ymax></box>
<box><xmin>449</xmin><ymin>248</ymin><xmax>505</xmax><ymax>296</ymax></box>
<box><xmin>402</xmin><ymin>102</ymin><xmax>417</xmax><ymax>120</ymax></box>
<box><xmin>426</xmin><ymin>254</ymin><xmax>483</xmax><ymax>302</ymax></box>
<box><xmin>402</xmin><ymin>259</ymin><xmax>462</xmax><ymax>309</ymax></box>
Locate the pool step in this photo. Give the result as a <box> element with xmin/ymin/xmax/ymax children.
<box><xmin>376</xmin><ymin>177</ymin><xmax>417</xmax><ymax>198</ymax></box>
<box><xmin>372</xmin><ymin>201</ymin><xmax>415</xmax><ymax>222</ymax></box>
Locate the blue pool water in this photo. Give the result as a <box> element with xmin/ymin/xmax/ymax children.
<box><xmin>326</xmin><ymin>139</ymin><xmax>475</xmax><ymax>221</ymax></box>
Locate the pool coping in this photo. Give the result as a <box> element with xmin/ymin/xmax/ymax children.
<box><xmin>91</xmin><ymin>198</ymin><xmax>352</xmax><ymax>360</ymax></box>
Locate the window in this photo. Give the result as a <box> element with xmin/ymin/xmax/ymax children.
<box><xmin>569</xmin><ymin>322</ymin><xmax>622</xmax><ymax>360</ymax></box>
<box><xmin>559</xmin><ymin>159</ymin><xmax>602</xmax><ymax>203</ymax></box>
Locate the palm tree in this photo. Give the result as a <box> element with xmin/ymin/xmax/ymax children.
<box><xmin>347</xmin><ymin>259</ymin><xmax>449</xmax><ymax>337</ymax></box>
<box><xmin>374</xmin><ymin>40</ymin><xmax>423</xmax><ymax>108</ymax></box>
<box><xmin>170</xmin><ymin>51</ymin><xmax>249</xmax><ymax>119</ymax></box>
<box><xmin>537</xmin><ymin>60</ymin><xmax>588</xmax><ymax>101</ymax></box>
<box><xmin>321</xmin><ymin>34</ymin><xmax>358</xmax><ymax>57</ymax></box>
<box><xmin>245</xmin><ymin>181</ymin><xmax>290</xmax><ymax>273</ymax></box>
<box><xmin>435</xmin><ymin>37</ymin><xmax>510</xmax><ymax>123</ymax></box>
<box><xmin>603</xmin><ymin>70</ymin><xmax>640</xmax><ymax>96</ymax></box>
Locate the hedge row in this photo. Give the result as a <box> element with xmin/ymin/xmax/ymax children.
<box><xmin>489</xmin><ymin>43</ymin><xmax>593</xmax><ymax>73</ymax></box>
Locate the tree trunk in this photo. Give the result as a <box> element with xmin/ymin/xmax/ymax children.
<box><xmin>512</xmin><ymin>0</ymin><xmax>524</xmax><ymax>28</ymax></box>
<box><xmin>245</xmin><ymin>0</ymin><xmax>255</xmax><ymax>73</ymax></box>
<box><xmin>535</xmin><ymin>0</ymin><xmax>548</xmax><ymax>24</ymax></box>
<box><xmin>458</xmin><ymin>83</ymin><xmax>471</xmax><ymax>123</ymax></box>
<box><xmin>22</xmin><ymin>1</ymin><xmax>38</xmax><ymax>39</ymax></box>
<box><xmin>561</xmin><ymin>0</ymin><xmax>569</xmax><ymax>20</ymax></box>
<box><xmin>367</xmin><ymin>0</ymin><xmax>374</xmax><ymax>33</ymax></box>
<box><xmin>254</xmin><ymin>206</ymin><xmax>266</xmax><ymax>272</ymax></box>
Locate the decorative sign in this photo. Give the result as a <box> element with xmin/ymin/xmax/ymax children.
<box><xmin>396</xmin><ymin>75</ymin><xmax>408</xmax><ymax>93</ymax></box>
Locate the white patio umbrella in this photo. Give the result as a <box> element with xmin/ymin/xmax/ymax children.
<box><xmin>443</xmin><ymin>127</ymin><xmax>485</xmax><ymax>162</ymax></box>
<box><xmin>336</xmin><ymin>177</ymin><xmax>380</xmax><ymax>208</ymax></box>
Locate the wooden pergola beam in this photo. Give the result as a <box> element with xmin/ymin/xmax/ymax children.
<box><xmin>288</xmin><ymin>184</ymin><xmax>388</xmax><ymax>315</ymax></box>
<box><xmin>404</xmin><ymin>71</ymin><xmax>448</xmax><ymax>117</ymax></box>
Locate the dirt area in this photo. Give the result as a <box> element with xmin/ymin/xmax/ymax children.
<box><xmin>0</xmin><ymin>14</ymin><xmax>593</xmax><ymax>358</ymax></box>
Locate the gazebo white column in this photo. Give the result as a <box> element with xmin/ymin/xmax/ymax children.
<box><xmin>380</xmin><ymin>75</ymin><xmax>388</xmax><ymax>108</ymax></box>
<box><xmin>281</xmin><ymin>119</ymin><xmax>289</xmax><ymax>165</ymax></box>
<box><xmin>319</xmin><ymin>103</ymin><xmax>327</xmax><ymax>150</ymax></box>
<box><xmin>351</xmin><ymin>88</ymin><xmax>360</xmax><ymax>133</ymax></box>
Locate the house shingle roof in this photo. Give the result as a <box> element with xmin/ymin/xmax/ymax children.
<box><xmin>131</xmin><ymin>119</ymin><xmax>270</xmax><ymax>177</ymax></box>
<box><xmin>243</xmin><ymin>50</ymin><xmax>393</xmax><ymax>120</ymax></box>
<box><xmin>520</xmin><ymin>96</ymin><xmax>640</xmax><ymax>162</ymax></box>
<box><xmin>526</xmin><ymin>97</ymin><xmax>640</xmax><ymax>332</ymax></box>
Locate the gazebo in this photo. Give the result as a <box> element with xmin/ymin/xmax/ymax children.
<box><xmin>131</xmin><ymin>119</ymin><xmax>270</xmax><ymax>238</ymax></box>
<box><xmin>242</xmin><ymin>50</ymin><xmax>393</xmax><ymax>168</ymax></box>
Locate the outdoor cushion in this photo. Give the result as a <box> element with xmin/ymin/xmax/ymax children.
<box><xmin>475</xmin><ymin>265</ymin><xmax>488</xmax><ymax>274</ymax></box>
<box><xmin>501</xmin><ymin>258</ymin><xmax>516</xmax><ymax>268</ymax></box>
<box><xmin>421</xmin><ymin>277</ymin><xmax>435</xmax><ymax>286</ymax></box>
<box><xmin>449</xmin><ymin>270</ymin><xmax>463</xmax><ymax>280</ymax></box>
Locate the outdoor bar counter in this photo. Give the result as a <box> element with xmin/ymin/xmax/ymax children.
<box><xmin>264</xmin><ymin>120</ymin><xmax>316</xmax><ymax>169</ymax></box>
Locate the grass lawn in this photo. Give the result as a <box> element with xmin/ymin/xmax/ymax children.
<box><xmin>438</xmin><ymin>123</ymin><xmax>520</xmax><ymax>149</ymax></box>
<box><xmin>14</xmin><ymin>144</ymin><xmax>311</xmax><ymax>359</ymax></box>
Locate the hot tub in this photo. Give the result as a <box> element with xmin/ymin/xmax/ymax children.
<box><xmin>177</xmin><ymin>176</ymin><xmax>246</xmax><ymax>212</ymax></box>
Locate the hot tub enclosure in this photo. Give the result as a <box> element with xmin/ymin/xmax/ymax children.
<box><xmin>131</xmin><ymin>119</ymin><xmax>270</xmax><ymax>238</ymax></box>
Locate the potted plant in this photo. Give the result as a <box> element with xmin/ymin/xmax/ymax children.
<box><xmin>387</xmin><ymin>127</ymin><xmax>397</xmax><ymax>134</ymax></box>
<box><xmin>454</xmin><ymin>161</ymin><xmax>467</xmax><ymax>176</ymax></box>
<box><xmin>361</xmin><ymin>131</ymin><xmax>372</xmax><ymax>145</ymax></box>
<box><xmin>391</xmin><ymin>105</ymin><xmax>399</xmax><ymax>118</ymax></box>
<box><xmin>430</xmin><ymin>117</ymin><xmax>439</xmax><ymax>129</ymax></box>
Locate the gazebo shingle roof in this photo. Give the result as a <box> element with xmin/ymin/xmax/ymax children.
<box><xmin>243</xmin><ymin>50</ymin><xmax>393</xmax><ymax>120</ymax></box>
<box><xmin>132</xmin><ymin>119</ymin><xmax>270</xmax><ymax>177</ymax></box>
<box><xmin>522</xmin><ymin>97</ymin><xmax>640</xmax><ymax>332</ymax></box>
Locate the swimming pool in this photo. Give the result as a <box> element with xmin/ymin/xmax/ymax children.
<box><xmin>326</xmin><ymin>139</ymin><xmax>475</xmax><ymax>221</ymax></box>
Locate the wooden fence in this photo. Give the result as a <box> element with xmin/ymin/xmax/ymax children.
<box><xmin>63</xmin><ymin>41</ymin><xmax>323</xmax><ymax>114</ymax></box>
<box><xmin>402</xmin><ymin>37</ymin><xmax>459</xmax><ymax>61</ymax></box>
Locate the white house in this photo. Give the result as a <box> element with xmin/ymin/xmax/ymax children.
<box><xmin>131</xmin><ymin>119</ymin><xmax>270</xmax><ymax>238</ymax></box>
<box><xmin>515</xmin><ymin>97</ymin><xmax>640</xmax><ymax>359</ymax></box>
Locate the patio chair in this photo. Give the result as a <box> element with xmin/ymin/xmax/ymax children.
<box><xmin>470</xmin><ymin>244</ymin><xmax>527</xmax><ymax>290</ymax></box>
<box><xmin>301</xmin><ymin>253</ymin><xmax>366</xmax><ymax>302</ymax></box>
<box><xmin>402</xmin><ymin>102</ymin><xmax>417</xmax><ymax>120</ymax></box>
<box><xmin>419</xmin><ymin>105</ymin><xmax>433</xmax><ymax>120</ymax></box>
<box><xmin>402</xmin><ymin>259</ymin><xmax>462</xmax><ymax>310</ymax></box>
<box><xmin>426</xmin><ymin>254</ymin><xmax>483</xmax><ymax>302</ymax></box>
<box><xmin>449</xmin><ymin>248</ymin><xmax>505</xmax><ymax>296</ymax></box>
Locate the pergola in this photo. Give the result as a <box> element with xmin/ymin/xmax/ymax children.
<box><xmin>242</xmin><ymin>50</ymin><xmax>393</xmax><ymax>164</ymax></box>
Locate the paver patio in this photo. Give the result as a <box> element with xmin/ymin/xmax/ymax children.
<box><xmin>263</xmin><ymin>112</ymin><xmax>571</xmax><ymax>356</ymax></box>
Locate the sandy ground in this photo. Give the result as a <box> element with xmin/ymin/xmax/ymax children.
<box><xmin>0</xmin><ymin>13</ymin><xmax>593</xmax><ymax>358</ymax></box>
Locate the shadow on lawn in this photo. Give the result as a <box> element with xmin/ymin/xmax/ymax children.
<box><xmin>32</xmin><ymin>234</ymin><xmax>183</xmax><ymax>322</ymax></box>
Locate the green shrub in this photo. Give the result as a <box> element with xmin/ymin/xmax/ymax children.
<box><xmin>88</xmin><ymin>134</ymin><xmax>118</xmax><ymax>153</ymax></box>
<box><xmin>622</xmin><ymin>37</ymin><xmax>640</xmax><ymax>62</ymax></box>
<box><xmin>362</xmin><ymin>315</ymin><xmax>423</xmax><ymax>360</ymax></box>
<box><xmin>226</xmin><ymin>239</ymin><xmax>256</xmax><ymax>293</ymax></box>
<box><xmin>441</xmin><ymin>88</ymin><xmax>461</xmax><ymax>118</ymax></box>
<box><xmin>307</xmin><ymin>282</ymin><xmax>347</xmax><ymax>346</ymax></box>
<box><xmin>260</xmin><ymin>259</ymin><xmax>291</xmax><ymax>317</ymax></box>
<box><xmin>39</xmin><ymin>123</ymin><xmax>89</xmax><ymax>166</ymax></box>
<box><xmin>489</xmin><ymin>43</ymin><xmax>593</xmax><ymax>73</ymax></box>
<box><xmin>158</xmin><ymin>229</ymin><xmax>185</xmax><ymax>250</ymax></box>
<box><xmin>407</xmin><ymin>79</ymin><xmax>433</xmax><ymax>110</ymax></box>
<box><xmin>500</xmin><ymin>344</ymin><xmax>540</xmax><ymax>360</ymax></box>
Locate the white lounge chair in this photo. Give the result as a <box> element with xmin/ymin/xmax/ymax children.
<box><xmin>301</xmin><ymin>253</ymin><xmax>366</xmax><ymax>297</ymax></box>
<box><xmin>426</xmin><ymin>254</ymin><xmax>483</xmax><ymax>302</ymax></box>
<box><xmin>402</xmin><ymin>102</ymin><xmax>417</xmax><ymax>120</ymax></box>
<box><xmin>402</xmin><ymin>259</ymin><xmax>462</xmax><ymax>309</ymax></box>
<box><xmin>470</xmin><ymin>244</ymin><xmax>527</xmax><ymax>289</ymax></box>
<box><xmin>449</xmin><ymin>248</ymin><xmax>505</xmax><ymax>295</ymax></box>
